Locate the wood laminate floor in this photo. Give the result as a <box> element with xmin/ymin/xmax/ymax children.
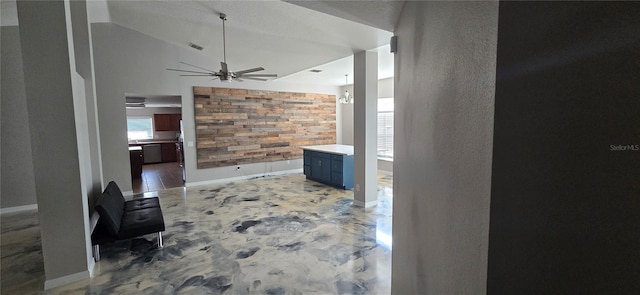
<box><xmin>132</xmin><ymin>162</ymin><xmax>184</xmax><ymax>194</ymax></box>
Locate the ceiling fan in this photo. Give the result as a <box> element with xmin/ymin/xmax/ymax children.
<box><xmin>167</xmin><ymin>13</ymin><xmax>277</xmax><ymax>82</ymax></box>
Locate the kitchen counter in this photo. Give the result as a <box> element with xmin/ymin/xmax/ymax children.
<box><xmin>128</xmin><ymin>140</ymin><xmax>178</xmax><ymax>146</ymax></box>
<box><xmin>300</xmin><ymin>144</ymin><xmax>354</xmax><ymax>155</ymax></box>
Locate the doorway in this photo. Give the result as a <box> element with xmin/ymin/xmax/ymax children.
<box><xmin>125</xmin><ymin>94</ymin><xmax>184</xmax><ymax>193</ymax></box>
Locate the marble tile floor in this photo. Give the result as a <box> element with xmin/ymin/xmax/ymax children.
<box><xmin>1</xmin><ymin>173</ymin><xmax>393</xmax><ymax>294</ymax></box>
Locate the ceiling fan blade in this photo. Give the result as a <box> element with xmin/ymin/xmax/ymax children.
<box><xmin>167</xmin><ymin>68</ymin><xmax>213</xmax><ymax>75</ymax></box>
<box><xmin>179</xmin><ymin>74</ymin><xmax>214</xmax><ymax>76</ymax></box>
<box><xmin>221</xmin><ymin>62</ymin><xmax>228</xmax><ymax>73</ymax></box>
<box><xmin>234</xmin><ymin>78</ymin><xmax>244</xmax><ymax>82</ymax></box>
<box><xmin>242</xmin><ymin>77</ymin><xmax>268</xmax><ymax>81</ymax></box>
<box><xmin>239</xmin><ymin>74</ymin><xmax>278</xmax><ymax>78</ymax></box>
<box><xmin>179</xmin><ymin>62</ymin><xmax>215</xmax><ymax>72</ymax></box>
<box><xmin>234</xmin><ymin>67</ymin><xmax>264</xmax><ymax>75</ymax></box>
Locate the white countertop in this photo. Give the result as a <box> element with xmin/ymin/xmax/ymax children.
<box><xmin>300</xmin><ymin>144</ymin><xmax>354</xmax><ymax>155</ymax></box>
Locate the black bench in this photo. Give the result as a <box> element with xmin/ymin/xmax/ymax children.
<box><xmin>91</xmin><ymin>181</ymin><xmax>165</xmax><ymax>261</ymax></box>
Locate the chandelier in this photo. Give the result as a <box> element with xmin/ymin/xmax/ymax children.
<box><xmin>339</xmin><ymin>74</ymin><xmax>354</xmax><ymax>104</ymax></box>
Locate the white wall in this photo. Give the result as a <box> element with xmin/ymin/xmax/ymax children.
<box><xmin>91</xmin><ymin>22</ymin><xmax>340</xmax><ymax>188</ymax></box>
<box><xmin>91</xmin><ymin>23</ymin><xmax>181</xmax><ymax>192</ymax></box>
<box><xmin>391</xmin><ymin>1</ymin><xmax>498</xmax><ymax>294</ymax></box>
<box><xmin>1</xmin><ymin>26</ymin><xmax>38</xmax><ymax>209</ymax></box>
<box><xmin>17</xmin><ymin>0</ymin><xmax>96</xmax><ymax>287</ymax></box>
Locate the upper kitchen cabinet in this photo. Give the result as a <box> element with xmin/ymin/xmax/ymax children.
<box><xmin>154</xmin><ymin>114</ymin><xmax>182</xmax><ymax>131</ymax></box>
<box><xmin>169</xmin><ymin>114</ymin><xmax>182</xmax><ymax>131</ymax></box>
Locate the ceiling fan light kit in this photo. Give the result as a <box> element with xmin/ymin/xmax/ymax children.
<box><xmin>167</xmin><ymin>13</ymin><xmax>277</xmax><ymax>82</ymax></box>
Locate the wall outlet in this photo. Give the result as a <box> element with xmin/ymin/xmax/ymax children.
<box><xmin>356</xmin><ymin>184</ymin><xmax>360</xmax><ymax>191</ymax></box>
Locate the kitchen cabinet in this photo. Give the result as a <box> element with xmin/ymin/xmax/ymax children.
<box><xmin>161</xmin><ymin>143</ymin><xmax>177</xmax><ymax>162</ymax></box>
<box><xmin>169</xmin><ymin>114</ymin><xmax>182</xmax><ymax>131</ymax></box>
<box><xmin>154</xmin><ymin>114</ymin><xmax>182</xmax><ymax>131</ymax></box>
<box><xmin>302</xmin><ymin>145</ymin><xmax>354</xmax><ymax>190</ymax></box>
<box><xmin>129</xmin><ymin>146</ymin><xmax>143</xmax><ymax>179</ymax></box>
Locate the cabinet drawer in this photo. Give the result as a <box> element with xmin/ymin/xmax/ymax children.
<box><xmin>331</xmin><ymin>160</ymin><xmax>343</xmax><ymax>172</ymax></box>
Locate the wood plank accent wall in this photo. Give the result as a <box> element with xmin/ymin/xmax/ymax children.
<box><xmin>194</xmin><ymin>87</ymin><xmax>336</xmax><ymax>169</ymax></box>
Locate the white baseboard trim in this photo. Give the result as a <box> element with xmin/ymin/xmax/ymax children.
<box><xmin>121</xmin><ymin>190</ymin><xmax>134</xmax><ymax>197</ymax></box>
<box><xmin>186</xmin><ymin>169</ymin><xmax>303</xmax><ymax>188</ymax></box>
<box><xmin>87</xmin><ymin>257</ymin><xmax>95</xmax><ymax>277</ymax></box>
<box><xmin>353</xmin><ymin>199</ymin><xmax>378</xmax><ymax>208</ymax></box>
<box><xmin>44</xmin><ymin>270</ymin><xmax>90</xmax><ymax>290</ymax></box>
<box><xmin>0</xmin><ymin>204</ymin><xmax>38</xmax><ymax>214</ymax></box>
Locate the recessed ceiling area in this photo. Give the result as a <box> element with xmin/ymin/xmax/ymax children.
<box><xmin>280</xmin><ymin>44</ymin><xmax>394</xmax><ymax>86</ymax></box>
<box><xmin>87</xmin><ymin>0</ymin><xmax>398</xmax><ymax>86</ymax></box>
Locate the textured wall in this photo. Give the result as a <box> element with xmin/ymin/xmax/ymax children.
<box><xmin>488</xmin><ymin>2</ymin><xmax>640</xmax><ymax>293</ymax></box>
<box><xmin>194</xmin><ymin>87</ymin><xmax>335</xmax><ymax>169</ymax></box>
<box><xmin>392</xmin><ymin>1</ymin><xmax>498</xmax><ymax>293</ymax></box>
<box><xmin>91</xmin><ymin>23</ymin><xmax>181</xmax><ymax>192</ymax></box>
<box><xmin>1</xmin><ymin>26</ymin><xmax>37</xmax><ymax>209</ymax></box>
<box><xmin>17</xmin><ymin>0</ymin><xmax>92</xmax><ymax>284</ymax></box>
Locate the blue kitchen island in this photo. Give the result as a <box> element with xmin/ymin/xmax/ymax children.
<box><xmin>301</xmin><ymin>144</ymin><xmax>354</xmax><ymax>190</ymax></box>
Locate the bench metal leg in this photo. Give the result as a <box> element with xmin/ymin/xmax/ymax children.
<box><xmin>93</xmin><ymin>245</ymin><xmax>101</xmax><ymax>261</ymax></box>
<box><xmin>157</xmin><ymin>232</ymin><xmax>164</xmax><ymax>248</ymax></box>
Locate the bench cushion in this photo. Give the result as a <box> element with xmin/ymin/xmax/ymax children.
<box><xmin>103</xmin><ymin>181</ymin><xmax>126</xmax><ymax>203</ymax></box>
<box><xmin>117</xmin><ymin>207</ymin><xmax>165</xmax><ymax>240</ymax></box>
<box><xmin>125</xmin><ymin>197</ymin><xmax>160</xmax><ymax>212</ymax></box>
<box><xmin>95</xmin><ymin>192</ymin><xmax>125</xmax><ymax>236</ymax></box>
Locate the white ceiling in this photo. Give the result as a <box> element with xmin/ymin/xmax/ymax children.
<box><xmin>95</xmin><ymin>0</ymin><xmax>399</xmax><ymax>86</ymax></box>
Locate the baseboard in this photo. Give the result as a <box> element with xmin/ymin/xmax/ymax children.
<box><xmin>186</xmin><ymin>169</ymin><xmax>303</xmax><ymax>188</ymax></box>
<box><xmin>0</xmin><ymin>204</ymin><xmax>38</xmax><ymax>214</ymax></box>
<box><xmin>353</xmin><ymin>199</ymin><xmax>378</xmax><ymax>208</ymax></box>
<box><xmin>121</xmin><ymin>190</ymin><xmax>134</xmax><ymax>197</ymax></box>
<box><xmin>44</xmin><ymin>270</ymin><xmax>90</xmax><ymax>290</ymax></box>
<box><xmin>87</xmin><ymin>257</ymin><xmax>95</xmax><ymax>277</ymax></box>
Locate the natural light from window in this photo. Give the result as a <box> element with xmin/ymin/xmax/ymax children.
<box><xmin>127</xmin><ymin>117</ymin><xmax>153</xmax><ymax>140</ymax></box>
<box><xmin>378</xmin><ymin>98</ymin><xmax>394</xmax><ymax>161</ymax></box>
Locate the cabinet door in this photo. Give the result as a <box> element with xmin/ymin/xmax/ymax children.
<box><xmin>311</xmin><ymin>157</ymin><xmax>331</xmax><ymax>182</ymax></box>
<box><xmin>129</xmin><ymin>150</ymin><xmax>143</xmax><ymax>178</ymax></box>
<box><xmin>153</xmin><ymin>114</ymin><xmax>171</xmax><ymax>131</ymax></box>
<box><xmin>169</xmin><ymin>114</ymin><xmax>182</xmax><ymax>131</ymax></box>
<box><xmin>161</xmin><ymin>143</ymin><xmax>177</xmax><ymax>162</ymax></box>
<box><xmin>330</xmin><ymin>172</ymin><xmax>343</xmax><ymax>187</ymax></box>
<box><xmin>303</xmin><ymin>165</ymin><xmax>311</xmax><ymax>176</ymax></box>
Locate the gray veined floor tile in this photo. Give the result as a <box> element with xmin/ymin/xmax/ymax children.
<box><xmin>1</xmin><ymin>173</ymin><xmax>393</xmax><ymax>294</ymax></box>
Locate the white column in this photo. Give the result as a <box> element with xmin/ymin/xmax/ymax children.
<box><xmin>353</xmin><ymin>50</ymin><xmax>378</xmax><ymax>207</ymax></box>
<box><xmin>17</xmin><ymin>0</ymin><xmax>94</xmax><ymax>289</ymax></box>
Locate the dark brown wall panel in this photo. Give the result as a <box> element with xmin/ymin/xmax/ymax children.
<box><xmin>194</xmin><ymin>87</ymin><xmax>336</xmax><ymax>169</ymax></box>
<box><xmin>489</xmin><ymin>2</ymin><xmax>640</xmax><ymax>293</ymax></box>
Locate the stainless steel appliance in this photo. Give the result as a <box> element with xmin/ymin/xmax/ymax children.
<box><xmin>178</xmin><ymin>120</ymin><xmax>185</xmax><ymax>182</ymax></box>
<box><xmin>142</xmin><ymin>144</ymin><xmax>162</xmax><ymax>164</ymax></box>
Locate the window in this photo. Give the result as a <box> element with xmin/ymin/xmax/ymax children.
<box><xmin>127</xmin><ymin>117</ymin><xmax>153</xmax><ymax>140</ymax></box>
<box><xmin>378</xmin><ymin>98</ymin><xmax>394</xmax><ymax>160</ymax></box>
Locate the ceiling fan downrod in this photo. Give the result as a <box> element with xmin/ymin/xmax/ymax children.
<box><xmin>220</xmin><ymin>13</ymin><xmax>227</xmax><ymax>64</ymax></box>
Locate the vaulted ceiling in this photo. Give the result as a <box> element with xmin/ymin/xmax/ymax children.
<box><xmin>89</xmin><ymin>0</ymin><xmax>402</xmax><ymax>86</ymax></box>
